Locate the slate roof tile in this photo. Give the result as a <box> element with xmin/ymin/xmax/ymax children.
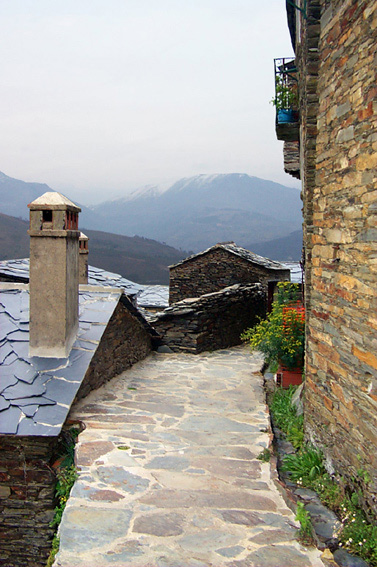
<box><xmin>0</xmin><ymin>406</ymin><xmax>22</xmax><ymax>434</ymax></box>
<box><xmin>0</xmin><ymin>258</ymin><xmax>170</xmax><ymax>308</ymax></box>
<box><xmin>0</xmin><ymin>286</ymin><xmax>121</xmax><ymax>436</ymax></box>
<box><xmin>0</xmin><ymin>397</ymin><xmax>10</xmax><ymax>412</ymax></box>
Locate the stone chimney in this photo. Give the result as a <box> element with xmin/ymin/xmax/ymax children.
<box><xmin>28</xmin><ymin>192</ymin><xmax>81</xmax><ymax>358</ymax></box>
<box><xmin>79</xmin><ymin>232</ymin><xmax>89</xmax><ymax>284</ymax></box>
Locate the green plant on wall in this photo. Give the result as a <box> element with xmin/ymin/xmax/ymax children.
<box><xmin>271</xmin><ymin>75</ymin><xmax>298</xmax><ymax>111</ymax></box>
<box><xmin>242</xmin><ymin>283</ymin><xmax>305</xmax><ymax>370</ymax></box>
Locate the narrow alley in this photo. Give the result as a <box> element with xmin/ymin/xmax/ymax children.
<box><xmin>55</xmin><ymin>347</ymin><xmax>325</xmax><ymax>567</ymax></box>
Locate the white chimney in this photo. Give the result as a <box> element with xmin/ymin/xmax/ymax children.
<box><xmin>28</xmin><ymin>192</ymin><xmax>81</xmax><ymax>358</ymax></box>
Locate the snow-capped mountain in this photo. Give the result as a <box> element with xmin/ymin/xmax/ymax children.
<box><xmin>90</xmin><ymin>173</ymin><xmax>302</xmax><ymax>252</ymax></box>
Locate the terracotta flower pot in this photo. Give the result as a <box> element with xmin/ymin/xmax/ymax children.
<box><xmin>276</xmin><ymin>365</ymin><xmax>303</xmax><ymax>388</ymax></box>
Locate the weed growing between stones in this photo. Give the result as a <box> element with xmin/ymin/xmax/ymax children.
<box><xmin>269</xmin><ymin>386</ymin><xmax>377</xmax><ymax>565</ymax></box>
<box><xmin>282</xmin><ymin>446</ymin><xmax>325</xmax><ymax>484</ymax></box>
<box><xmin>295</xmin><ymin>501</ymin><xmax>315</xmax><ymax>547</ymax></box>
<box><xmin>50</xmin><ymin>465</ymin><xmax>78</xmax><ymax>528</ymax></box>
<box><xmin>270</xmin><ymin>385</ymin><xmax>304</xmax><ymax>449</ymax></box>
<box><xmin>46</xmin><ymin>428</ymin><xmax>79</xmax><ymax>566</ymax></box>
<box><xmin>257</xmin><ymin>448</ymin><xmax>271</xmax><ymax>462</ymax></box>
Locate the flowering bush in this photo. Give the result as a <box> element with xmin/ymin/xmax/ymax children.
<box><xmin>242</xmin><ymin>283</ymin><xmax>305</xmax><ymax>370</ymax></box>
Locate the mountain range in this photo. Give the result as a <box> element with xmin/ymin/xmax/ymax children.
<box><xmin>87</xmin><ymin>173</ymin><xmax>302</xmax><ymax>252</ymax></box>
<box><xmin>0</xmin><ymin>171</ymin><xmax>303</xmax><ymax>281</ymax></box>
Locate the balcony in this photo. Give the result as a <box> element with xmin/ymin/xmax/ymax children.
<box><xmin>273</xmin><ymin>58</ymin><xmax>299</xmax><ymax>142</ymax></box>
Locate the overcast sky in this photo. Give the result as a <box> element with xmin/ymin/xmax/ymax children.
<box><xmin>1</xmin><ymin>1</ymin><xmax>296</xmax><ymax>204</ymax></box>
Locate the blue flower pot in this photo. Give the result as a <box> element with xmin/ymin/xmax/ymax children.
<box><xmin>277</xmin><ymin>109</ymin><xmax>296</xmax><ymax>124</ymax></box>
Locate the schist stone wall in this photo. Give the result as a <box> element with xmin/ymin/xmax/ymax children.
<box><xmin>153</xmin><ymin>283</ymin><xmax>266</xmax><ymax>354</ymax></box>
<box><xmin>299</xmin><ymin>0</ymin><xmax>377</xmax><ymax>515</ymax></box>
<box><xmin>169</xmin><ymin>248</ymin><xmax>289</xmax><ymax>304</ymax></box>
<box><xmin>0</xmin><ymin>436</ymin><xmax>58</xmax><ymax>567</ymax></box>
<box><xmin>76</xmin><ymin>296</ymin><xmax>154</xmax><ymax>400</ymax></box>
<box><xmin>0</xmin><ymin>295</ymin><xmax>153</xmax><ymax>567</ymax></box>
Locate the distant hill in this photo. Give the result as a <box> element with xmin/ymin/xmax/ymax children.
<box><xmin>0</xmin><ymin>213</ymin><xmax>29</xmax><ymax>260</ymax></box>
<box><xmin>0</xmin><ymin>170</ymin><xmax>100</xmax><ymax>228</ymax></box>
<box><xmin>0</xmin><ymin>170</ymin><xmax>302</xmax><ymax>255</ymax></box>
<box><xmin>0</xmin><ymin>213</ymin><xmax>187</xmax><ymax>284</ymax></box>
<box><xmin>246</xmin><ymin>229</ymin><xmax>303</xmax><ymax>261</ymax></box>
<box><xmin>90</xmin><ymin>173</ymin><xmax>302</xmax><ymax>251</ymax></box>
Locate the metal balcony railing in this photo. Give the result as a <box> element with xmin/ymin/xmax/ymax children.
<box><xmin>273</xmin><ymin>57</ymin><xmax>299</xmax><ymax>142</ymax></box>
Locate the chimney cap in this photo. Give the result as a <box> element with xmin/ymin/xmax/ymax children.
<box><xmin>79</xmin><ymin>232</ymin><xmax>89</xmax><ymax>241</ymax></box>
<box><xmin>28</xmin><ymin>191</ymin><xmax>81</xmax><ymax>213</ymax></box>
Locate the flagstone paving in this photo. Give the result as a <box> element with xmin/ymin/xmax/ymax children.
<box><xmin>55</xmin><ymin>347</ymin><xmax>326</xmax><ymax>567</ymax></box>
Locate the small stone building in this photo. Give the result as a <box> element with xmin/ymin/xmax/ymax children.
<box><xmin>278</xmin><ymin>0</ymin><xmax>377</xmax><ymax>516</ymax></box>
<box><xmin>169</xmin><ymin>242</ymin><xmax>290</xmax><ymax>305</ymax></box>
<box><xmin>0</xmin><ymin>193</ymin><xmax>156</xmax><ymax>567</ymax></box>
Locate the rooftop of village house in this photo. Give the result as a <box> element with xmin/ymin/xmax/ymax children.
<box><xmin>169</xmin><ymin>241</ymin><xmax>292</xmax><ymax>272</ymax></box>
<box><xmin>0</xmin><ymin>283</ymin><xmax>156</xmax><ymax>436</ymax></box>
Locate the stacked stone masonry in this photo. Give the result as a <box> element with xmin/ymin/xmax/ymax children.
<box><xmin>76</xmin><ymin>297</ymin><xmax>153</xmax><ymax>400</ymax></box>
<box><xmin>169</xmin><ymin>247</ymin><xmax>289</xmax><ymax>304</ymax></box>
<box><xmin>153</xmin><ymin>284</ymin><xmax>266</xmax><ymax>354</ymax></box>
<box><xmin>0</xmin><ymin>436</ymin><xmax>58</xmax><ymax>567</ymax></box>
<box><xmin>298</xmin><ymin>0</ymin><xmax>377</xmax><ymax>516</ymax></box>
<box><xmin>0</xmin><ymin>295</ymin><xmax>153</xmax><ymax>567</ymax></box>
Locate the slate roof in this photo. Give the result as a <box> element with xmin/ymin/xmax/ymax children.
<box><xmin>0</xmin><ymin>259</ymin><xmax>169</xmax><ymax>309</ymax></box>
<box><xmin>169</xmin><ymin>242</ymin><xmax>290</xmax><ymax>272</ymax></box>
<box><xmin>0</xmin><ymin>284</ymin><xmax>122</xmax><ymax>436</ymax></box>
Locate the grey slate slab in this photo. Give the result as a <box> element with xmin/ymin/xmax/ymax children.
<box><xmin>16</xmin><ymin>417</ymin><xmax>61</xmax><ymax>436</ymax></box>
<box><xmin>44</xmin><ymin>378</ymin><xmax>82</xmax><ymax>406</ymax></box>
<box><xmin>0</xmin><ymin>397</ymin><xmax>10</xmax><ymax>412</ymax></box>
<box><xmin>2</xmin><ymin>374</ymin><xmax>48</xmax><ymax>399</ymax></box>
<box><xmin>0</xmin><ymin>286</ymin><xmax>120</xmax><ymax>436</ymax></box>
<box><xmin>22</xmin><ymin>404</ymin><xmax>39</xmax><ymax>418</ymax></box>
<box><xmin>12</xmin><ymin>396</ymin><xmax>56</xmax><ymax>407</ymax></box>
<box><xmin>0</xmin><ymin>312</ymin><xmax>19</xmax><ymax>336</ymax></box>
<box><xmin>6</xmin><ymin>329</ymin><xmax>29</xmax><ymax>342</ymax></box>
<box><xmin>75</xmin><ymin>340</ymin><xmax>97</xmax><ymax>351</ymax></box>
<box><xmin>78</xmin><ymin>325</ymin><xmax>106</xmax><ymax>342</ymax></box>
<box><xmin>80</xmin><ymin>309</ymin><xmax>114</xmax><ymax>324</ymax></box>
<box><xmin>0</xmin><ymin>405</ymin><xmax>22</xmax><ymax>434</ymax></box>
<box><xmin>0</xmin><ymin>373</ymin><xmax>18</xmax><ymax>392</ymax></box>
<box><xmin>7</xmin><ymin>358</ymin><xmax>36</xmax><ymax>383</ymax></box>
<box><xmin>34</xmin><ymin>403</ymin><xmax>70</xmax><ymax>426</ymax></box>
<box><xmin>1</xmin><ymin>351</ymin><xmax>18</xmax><ymax>366</ymax></box>
<box><xmin>30</xmin><ymin>356</ymin><xmax>69</xmax><ymax>372</ymax></box>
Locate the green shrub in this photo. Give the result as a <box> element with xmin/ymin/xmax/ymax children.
<box><xmin>311</xmin><ymin>473</ymin><xmax>344</xmax><ymax>511</ymax></box>
<box><xmin>338</xmin><ymin>499</ymin><xmax>377</xmax><ymax>566</ymax></box>
<box><xmin>282</xmin><ymin>446</ymin><xmax>325</xmax><ymax>484</ymax></box>
<box><xmin>295</xmin><ymin>501</ymin><xmax>315</xmax><ymax>546</ymax></box>
<box><xmin>269</xmin><ymin>385</ymin><xmax>304</xmax><ymax>449</ymax></box>
<box><xmin>46</xmin><ymin>535</ymin><xmax>60</xmax><ymax>567</ymax></box>
<box><xmin>257</xmin><ymin>448</ymin><xmax>271</xmax><ymax>462</ymax></box>
<box><xmin>50</xmin><ymin>465</ymin><xmax>78</xmax><ymax>528</ymax></box>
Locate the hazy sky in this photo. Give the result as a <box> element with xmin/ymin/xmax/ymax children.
<box><xmin>1</xmin><ymin>1</ymin><xmax>297</xmax><ymax>203</ymax></box>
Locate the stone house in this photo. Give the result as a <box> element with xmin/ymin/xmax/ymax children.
<box><xmin>169</xmin><ymin>242</ymin><xmax>290</xmax><ymax>305</ymax></box>
<box><xmin>0</xmin><ymin>193</ymin><xmax>157</xmax><ymax>567</ymax></box>
<box><xmin>278</xmin><ymin>0</ymin><xmax>377</xmax><ymax>515</ymax></box>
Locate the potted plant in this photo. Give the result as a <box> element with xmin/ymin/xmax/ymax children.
<box><xmin>242</xmin><ymin>283</ymin><xmax>305</xmax><ymax>387</ymax></box>
<box><xmin>271</xmin><ymin>76</ymin><xmax>299</xmax><ymax>124</ymax></box>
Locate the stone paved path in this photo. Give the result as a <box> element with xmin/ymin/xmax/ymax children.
<box><xmin>55</xmin><ymin>347</ymin><xmax>326</xmax><ymax>567</ymax></box>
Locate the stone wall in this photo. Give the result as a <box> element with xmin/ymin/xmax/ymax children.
<box><xmin>0</xmin><ymin>295</ymin><xmax>154</xmax><ymax>567</ymax></box>
<box><xmin>153</xmin><ymin>284</ymin><xmax>266</xmax><ymax>354</ymax></box>
<box><xmin>76</xmin><ymin>295</ymin><xmax>154</xmax><ymax>400</ymax></box>
<box><xmin>0</xmin><ymin>436</ymin><xmax>59</xmax><ymax>567</ymax></box>
<box><xmin>284</xmin><ymin>141</ymin><xmax>300</xmax><ymax>179</ymax></box>
<box><xmin>169</xmin><ymin>248</ymin><xmax>289</xmax><ymax>304</ymax></box>
<box><xmin>299</xmin><ymin>0</ymin><xmax>377</xmax><ymax>515</ymax></box>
